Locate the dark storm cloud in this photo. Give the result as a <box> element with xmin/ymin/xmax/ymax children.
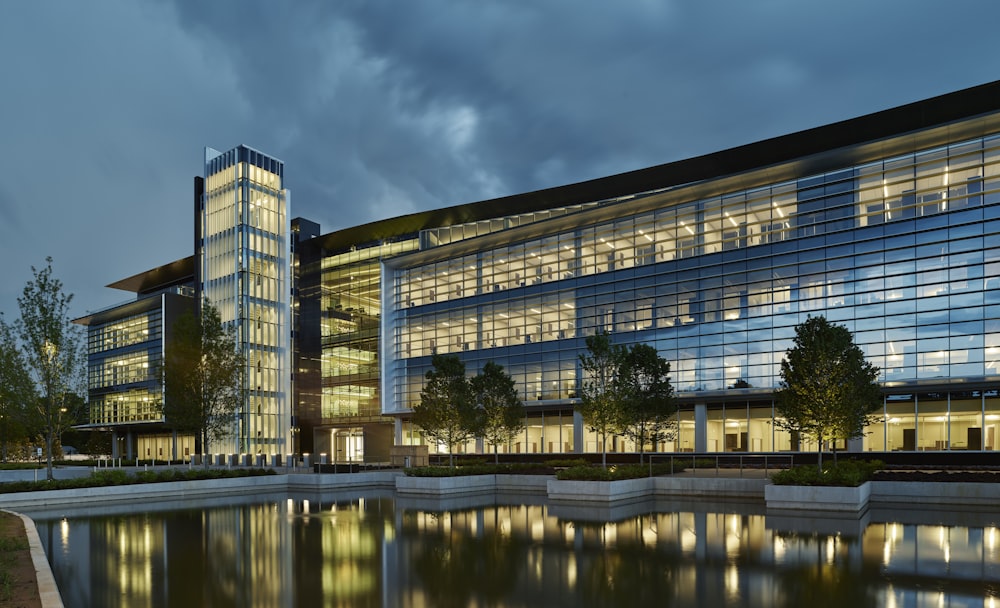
<box><xmin>3</xmin><ymin>0</ymin><xmax>1000</xmax><ymax>318</ymax></box>
<box><xmin>164</xmin><ymin>0</ymin><xmax>1000</xmax><ymax>237</ymax></box>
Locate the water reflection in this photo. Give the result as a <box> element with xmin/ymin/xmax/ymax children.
<box><xmin>30</xmin><ymin>496</ymin><xmax>1000</xmax><ymax>607</ymax></box>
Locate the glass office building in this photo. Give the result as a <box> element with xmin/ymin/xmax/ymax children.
<box><xmin>75</xmin><ymin>259</ymin><xmax>197</xmax><ymax>460</ymax></box>
<box><xmin>201</xmin><ymin>146</ymin><xmax>291</xmax><ymax>454</ymax></box>
<box><xmin>81</xmin><ymin>82</ymin><xmax>1000</xmax><ymax>461</ymax></box>
<box><xmin>380</xmin><ymin>81</ymin><xmax>1000</xmax><ymax>457</ymax></box>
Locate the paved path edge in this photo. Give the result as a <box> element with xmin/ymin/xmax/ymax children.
<box><xmin>3</xmin><ymin>509</ymin><xmax>63</xmax><ymax>608</ymax></box>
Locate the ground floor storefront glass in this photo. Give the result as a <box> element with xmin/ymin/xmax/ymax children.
<box><xmin>396</xmin><ymin>389</ymin><xmax>1000</xmax><ymax>456</ymax></box>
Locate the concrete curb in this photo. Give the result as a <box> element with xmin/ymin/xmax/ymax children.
<box><xmin>3</xmin><ymin>509</ymin><xmax>63</xmax><ymax>608</ymax></box>
<box><xmin>0</xmin><ymin>472</ymin><xmax>405</xmax><ymax>511</ymax></box>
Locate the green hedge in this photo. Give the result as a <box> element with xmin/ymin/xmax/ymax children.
<box><xmin>555</xmin><ymin>463</ymin><xmax>677</xmax><ymax>481</ymax></box>
<box><xmin>542</xmin><ymin>458</ymin><xmax>589</xmax><ymax>468</ymax></box>
<box><xmin>0</xmin><ymin>468</ymin><xmax>277</xmax><ymax>494</ymax></box>
<box><xmin>404</xmin><ymin>463</ymin><xmax>554</xmax><ymax>477</ymax></box>
<box><xmin>770</xmin><ymin>460</ymin><xmax>884</xmax><ymax>487</ymax></box>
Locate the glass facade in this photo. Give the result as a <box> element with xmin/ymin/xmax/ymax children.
<box><xmin>87</xmin><ymin>308</ymin><xmax>162</xmax><ymax>426</ymax></box>
<box><xmin>202</xmin><ymin>146</ymin><xmax>291</xmax><ymax>454</ymax></box>
<box><xmin>383</xmin><ymin>128</ymin><xmax>1000</xmax><ymax>456</ymax></box>
<box><xmin>80</xmin><ymin>289</ymin><xmax>199</xmax><ymax>460</ymax></box>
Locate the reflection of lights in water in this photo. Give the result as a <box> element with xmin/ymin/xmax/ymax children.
<box><xmin>726</xmin><ymin>529</ymin><xmax>739</xmax><ymax>557</ymax></box>
<box><xmin>988</xmin><ymin>527</ymin><xmax>998</xmax><ymax>552</ymax></box>
<box><xmin>60</xmin><ymin>518</ymin><xmax>69</xmax><ymax>549</ymax></box>
<box><xmin>826</xmin><ymin>536</ymin><xmax>835</xmax><ymax>564</ymax></box>
<box><xmin>883</xmin><ymin>540</ymin><xmax>891</xmax><ymax>566</ymax></box>
<box><xmin>531</xmin><ymin>520</ymin><xmax>543</xmax><ymax>541</ymax></box>
<box><xmin>681</xmin><ymin>528</ymin><xmax>697</xmax><ymax>554</ymax></box>
<box><xmin>603</xmin><ymin>522</ymin><xmax>617</xmax><ymax>547</ymax></box>
<box><xmin>642</xmin><ymin>524</ymin><xmax>657</xmax><ymax>547</ymax></box>
<box><xmin>564</xmin><ymin>523</ymin><xmax>574</xmax><ymax>545</ymax></box>
<box><xmin>725</xmin><ymin>565</ymin><xmax>740</xmax><ymax>600</ymax></box>
<box><xmin>567</xmin><ymin>554</ymin><xmax>577</xmax><ymax>588</ymax></box>
<box><xmin>500</xmin><ymin>518</ymin><xmax>511</xmax><ymax>537</ymax></box>
<box><xmin>773</xmin><ymin>536</ymin><xmax>785</xmax><ymax>563</ymax></box>
<box><xmin>886</xmin><ymin>587</ymin><xmax>897</xmax><ymax>608</ymax></box>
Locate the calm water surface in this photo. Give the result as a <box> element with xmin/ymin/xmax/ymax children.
<box><xmin>28</xmin><ymin>493</ymin><xmax>1000</xmax><ymax>607</ymax></box>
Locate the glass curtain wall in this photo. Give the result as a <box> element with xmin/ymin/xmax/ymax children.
<box><xmin>202</xmin><ymin>146</ymin><xmax>289</xmax><ymax>455</ymax></box>
<box><xmin>87</xmin><ymin>309</ymin><xmax>161</xmax><ymax>425</ymax></box>
<box><xmin>386</xmin><ymin>127</ymin><xmax>1000</xmax><ymax>456</ymax></box>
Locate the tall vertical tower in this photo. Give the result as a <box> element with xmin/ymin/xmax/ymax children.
<box><xmin>200</xmin><ymin>145</ymin><xmax>291</xmax><ymax>454</ymax></box>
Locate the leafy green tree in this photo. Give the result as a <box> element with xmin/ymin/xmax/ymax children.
<box><xmin>161</xmin><ymin>301</ymin><xmax>246</xmax><ymax>456</ymax></box>
<box><xmin>470</xmin><ymin>361</ymin><xmax>525</xmax><ymax>464</ymax></box>
<box><xmin>14</xmin><ymin>257</ymin><xmax>85</xmax><ymax>480</ymax></box>
<box><xmin>774</xmin><ymin>315</ymin><xmax>881</xmax><ymax>471</ymax></box>
<box><xmin>578</xmin><ymin>332</ymin><xmax>626</xmax><ymax>468</ymax></box>
<box><xmin>0</xmin><ymin>317</ymin><xmax>37</xmax><ymax>461</ymax></box>
<box><xmin>618</xmin><ymin>343</ymin><xmax>676</xmax><ymax>463</ymax></box>
<box><xmin>411</xmin><ymin>354</ymin><xmax>481</xmax><ymax>467</ymax></box>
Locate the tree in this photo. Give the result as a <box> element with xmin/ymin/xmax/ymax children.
<box><xmin>471</xmin><ymin>361</ymin><xmax>525</xmax><ymax>464</ymax></box>
<box><xmin>0</xmin><ymin>317</ymin><xmax>37</xmax><ymax>462</ymax></box>
<box><xmin>411</xmin><ymin>354</ymin><xmax>481</xmax><ymax>467</ymax></box>
<box><xmin>578</xmin><ymin>332</ymin><xmax>627</xmax><ymax>468</ymax></box>
<box><xmin>14</xmin><ymin>258</ymin><xmax>85</xmax><ymax>480</ymax></box>
<box><xmin>161</xmin><ymin>300</ymin><xmax>246</xmax><ymax>456</ymax></box>
<box><xmin>774</xmin><ymin>315</ymin><xmax>881</xmax><ymax>472</ymax></box>
<box><xmin>618</xmin><ymin>343</ymin><xmax>676</xmax><ymax>464</ymax></box>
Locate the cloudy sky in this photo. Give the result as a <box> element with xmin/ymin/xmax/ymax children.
<box><xmin>2</xmin><ymin>1</ymin><xmax>1000</xmax><ymax>321</ymax></box>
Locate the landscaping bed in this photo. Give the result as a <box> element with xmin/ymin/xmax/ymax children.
<box><xmin>872</xmin><ymin>470</ymin><xmax>1000</xmax><ymax>483</ymax></box>
<box><xmin>0</xmin><ymin>512</ymin><xmax>39</xmax><ymax>607</ymax></box>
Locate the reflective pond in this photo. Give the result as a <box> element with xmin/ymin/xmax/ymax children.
<box><xmin>28</xmin><ymin>493</ymin><xmax>1000</xmax><ymax>607</ymax></box>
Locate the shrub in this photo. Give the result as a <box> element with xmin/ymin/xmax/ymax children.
<box><xmin>555</xmin><ymin>464</ymin><xmax>674</xmax><ymax>481</ymax></box>
<box><xmin>543</xmin><ymin>458</ymin><xmax>589</xmax><ymax>468</ymax></box>
<box><xmin>0</xmin><ymin>467</ymin><xmax>276</xmax><ymax>493</ymax></box>
<box><xmin>770</xmin><ymin>459</ymin><xmax>883</xmax><ymax>487</ymax></box>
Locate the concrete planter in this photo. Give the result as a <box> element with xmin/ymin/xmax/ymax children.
<box><xmin>653</xmin><ymin>476</ymin><xmax>769</xmax><ymax>500</ymax></box>
<box><xmin>765</xmin><ymin>481</ymin><xmax>871</xmax><ymax>512</ymax></box>
<box><xmin>494</xmin><ymin>474</ymin><xmax>551</xmax><ymax>495</ymax></box>
<box><xmin>395</xmin><ymin>474</ymin><xmax>497</xmax><ymax>497</ymax></box>
<box><xmin>547</xmin><ymin>477</ymin><xmax>653</xmax><ymax>503</ymax></box>
<box><xmin>871</xmin><ymin>480</ymin><xmax>1000</xmax><ymax>507</ymax></box>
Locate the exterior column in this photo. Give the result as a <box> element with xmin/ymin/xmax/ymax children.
<box><xmin>694</xmin><ymin>403</ymin><xmax>708</xmax><ymax>453</ymax></box>
<box><xmin>125</xmin><ymin>430</ymin><xmax>134</xmax><ymax>460</ymax></box>
<box><xmin>172</xmin><ymin>430</ymin><xmax>179</xmax><ymax>461</ymax></box>
<box><xmin>111</xmin><ymin>430</ymin><xmax>119</xmax><ymax>459</ymax></box>
<box><xmin>394</xmin><ymin>417</ymin><xmax>403</xmax><ymax>445</ymax></box>
<box><xmin>573</xmin><ymin>410</ymin><xmax>584</xmax><ymax>453</ymax></box>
